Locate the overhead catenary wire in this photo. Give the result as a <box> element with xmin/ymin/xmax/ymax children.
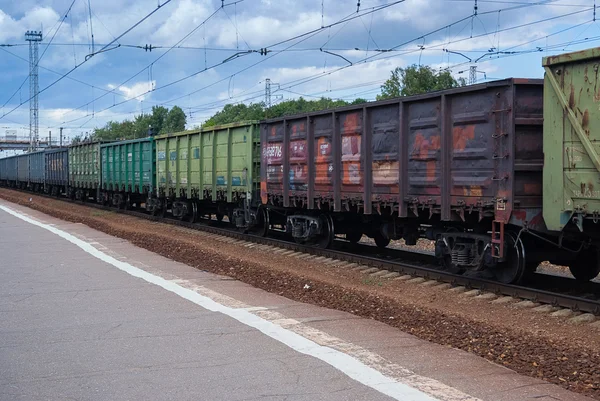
<box><xmin>0</xmin><ymin>0</ymin><xmax>175</xmax><ymax>122</ymax></box>
<box><xmin>1</xmin><ymin>0</ymin><xmax>78</xmax><ymax>110</ymax></box>
<box><xmin>50</xmin><ymin>1</ymin><xmax>407</xmax><ymax>128</ymax></box>
<box><xmin>51</xmin><ymin>0</ymin><xmax>245</xmax><ymax>125</ymax></box>
<box><xmin>79</xmin><ymin>1</ymin><xmax>593</xmax><ymax>127</ymax></box>
<box><xmin>14</xmin><ymin>0</ymin><xmax>593</xmax><ymax>130</ymax></box>
<box><xmin>0</xmin><ymin>46</ymin><xmax>169</xmax><ymax>109</ymax></box>
<box><xmin>180</xmin><ymin>3</ymin><xmax>595</xmax><ymax>117</ymax></box>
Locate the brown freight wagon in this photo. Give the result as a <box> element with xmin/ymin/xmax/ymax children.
<box><xmin>259</xmin><ymin>78</ymin><xmax>545</xmax><ymax>283</ymax></box>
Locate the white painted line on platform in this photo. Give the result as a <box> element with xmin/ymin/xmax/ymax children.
<box><xmin>0</xmin><ymin>204</ymin><xmax>480</xmax><ymax>401</ymax></box>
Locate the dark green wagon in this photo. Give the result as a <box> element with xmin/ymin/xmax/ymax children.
<box><xmin>100</xmin><ymin>137</ymin><xmax>155</xmax><ymax>209</ymax></box>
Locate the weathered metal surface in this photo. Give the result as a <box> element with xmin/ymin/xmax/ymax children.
<box><xmin>28</xmin><ymin>150</ymin><xmax>45</xmax><ymax>184</ymax></box>
<box><xmin>5</xmin><ymin>156</ymin><xmax>17</xmax><ymax>182</ymax></box>
<box><xmin>543</xmin><ymin>47</ymin><xmax>600</xmax><ymax>232</ymax></box>
<box><xmin>261</xmin><ymin>79</ymin><xmax>543</xmax><ymax>225</ymax></box>
<box><xmin>100</xmin><ymin>138</ymin><xmax>155</xmax><ymax>194</ymax></box>
<box><xmin>0</xmin><ymin>155</ymin><xmax>17</xmax><ymax>182</ymax></box>
<box><xmin>155</xmin><ymin>122</ymin><xmax>260</xmax><ymax>202</ymax></box>
<box><xmin>45</xmin><ymin>148</ymin><xmax>69</xmax><ymax>188</ymax></box>
<box><xmin>17</xmin><ymin>153</ymin><xmax>29</xmax><ymax>183</ymax></box>
<box><xmin>68</xmin><ymin>142</ymin><xmax>105</xmax><ymax>189</ymax></box>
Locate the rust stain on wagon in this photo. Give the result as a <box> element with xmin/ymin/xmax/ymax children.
<box><xmin>524</xmin><ymin>183</ymin><xmax>542</xmax><ymax>195</ymax></box>
<box><xmin>412</xmin><ymin>132</ymin><xmax>440</xmax><ymax>181</ymax></box>
<box><xmin>452</xmin><ymin>125</ymin><xmax>476</xmax><ymax>151</ymax></box>
<box><xmin>463</xmin><ymin>185</ymin><xmax>482</xmax><ymax>197</ymax></box>
<box><xmin>582</xmin><ymin>109</ymin><xmax>590</xmax><ymax>135</ymax></box>
<box><xmin>343</xmin><ymin>112</ymin><xmax>360</xmax><ymax>131</ymax></box>
<box><xmin>569</xmin><ymin>85</ymin><xmax>575</xmax><ymax>110</ymax></box>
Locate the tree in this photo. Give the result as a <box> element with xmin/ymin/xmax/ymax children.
<box><xmin>92</xmin><ymin>105</ymin><xmax>187</xmax><ymax>140</ymax></box>
<box><xmin>201</xmin><ymin>95</ymin><xmax>370</xmax><ymax>127</ymax></box>
<box><xmin>133</xmin><ymin>114</ymin><xmax>152</xmax><ymax>138</ymax></box>
<box><xmin>162</xmin><ymin>106</ymin><xmax>187</xmax><ymax>134</ymax></box>
<box><xmin>377</xmin><ymin>65</ymin><xmax>465</xmax><ymax>100</ymax></box>
<box><xmin>203</xmin><ymin>103</ymin><xmax>264</xmax><ymax>127</ymax></box>
<box><xmin>149</xmin><ymin>106</ymin><xmax>169</xmax><ymax>135</ymax></box>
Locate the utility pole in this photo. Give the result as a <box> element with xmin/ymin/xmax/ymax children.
<box><xmin>25</xmin><ymin>30</ymin><xmax>42</xmax><ymax>153</ymax></box>
<box><xmin>469</xmin><ymin>65</ymin><xmax>477</xmax><ymax>85</ymax></box>
<box><xmin>265</xmin><ymin>78</ymin><xmax>281</xmax><ymax>108</ymax></box>
<box><xmin>265</xmin><ymin>78</ymin><xmax>272</xmax><ymax>108</ymax></box>
<box><xmin>48</xmin><ymin>130</ymin><xmax>51</xmax><ymax>148</ymax></box>
<box><xmin>60</xmin><ymin>127</ymin><xmax>63</xmax><ymax>147</ymax></box>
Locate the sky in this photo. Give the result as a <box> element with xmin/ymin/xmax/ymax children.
<box><xmin>0</xmin><ymin>0</ymin><xmax>598</xmax><ymax>150</ymax></box>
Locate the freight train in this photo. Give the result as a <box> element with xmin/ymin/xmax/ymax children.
<box><xmin>2</xmin><ymin>47</ymin><xmax>600</xmax><ymax>285</ymax></box>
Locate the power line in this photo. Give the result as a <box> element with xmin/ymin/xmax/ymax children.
<box><xmin>51</xmin><ymin>1</ymin><xmax>406</xmax><ymax>128</ymax></box>
<box><xmin>120</xmin><ymin>1</ymin><xmax>586</xmax><ymax>124</ymax></box>
<box><xmin>1</xmin><ymin>0</ymin><xmax>78</xmax><ymax>111</ymax></box>
<box><xmin>0</xmin><ymin>46</ymin><xmax>167</xmax><ymax>109</ymax></box>
<box><xmin>51</xmin><ymin>0</ymin><xmax>243</xmax><ymax>125</ymax></box>
<box><xmin>0</xmin><ymin>0</ymin><xmax>175</xmax><ymax>122</ymax></box>
<box><xmin>189</xmin><ymin>3</ymin><xmax>594</xmax><ymax>114</ymax></box>
<box><xmin>445</xmin><ymin>0</ymin><xmax>589</xmax><ymax>5</ymax></box>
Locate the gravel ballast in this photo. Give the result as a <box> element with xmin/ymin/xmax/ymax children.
<box><xmin>1</xmin><ymin>189</ymin><xmax>599</xmax><ymax>399</ymax></box>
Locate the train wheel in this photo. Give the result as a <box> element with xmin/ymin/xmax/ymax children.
<box><xmin>493</xmin><ymin>233</ymin><xmax>526</xmax><ymax>284</ymax></box>
<box><xmin>314</xmin><ymin>214</ymin><xmax>334</xmax><ymax>248</ymax></box>
<box><xmin>252</xmin><ymin>207</ymin><xmax>269</xmax><ymax>237</ymax></box>
<box><xmin>189</xmin><ymin>202</ymin><xmax>198</xmax><ymax>223</ymax></box>
<box><xmin>216</xmin><ymin>213</ymin><xmax>224</xmax><ymax>223</ymax></box>
<box><xmin>346</xmin><ymin>231</ymin><xmax>362</xmax><ymax>244</ymax></box>
<box><xmin>373</xmin><ymin>230</ymin><xmax>390</xmax><ymax>249</ymax></box>
<box><xmin>569</xmin><ymin>247</ymin><xmax>600</xmax><ymax>281</ymax></box>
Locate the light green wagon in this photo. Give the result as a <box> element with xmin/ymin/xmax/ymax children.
<box><xmin>543</xmin><ymin>48</ymin><xmax>600</xmax><ymax>234</ymax></box>
<box><xmin>150</xmin><ymin>122</ymin><xmax>261</xmax><ymax>222</ymax></box>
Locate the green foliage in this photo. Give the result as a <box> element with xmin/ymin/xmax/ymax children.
<box><xmin>203</xmin><ymin>103</ymin><xmax>265</xmax><ymax>127</ymax></box>
<box><xmin>164</xmin><ymin>106</ymin><xmax>187</xmax><ymax>134</ymax></box>
<box><xmin>92</xmin><ymin>105</ymin><xmax>187</xmax><ymax>141</ymax></box>
<box><xmin>377</xmin><ymin>65</ymin><xmax>465</xmax><ymax>100</ymax></box>
<box><xmin>202</xmin><ymin>96</ymin><xmax>368</xmax><ymax>127</ymax></box>
<box><xmin>149</xmin><ymin>106</ymin><xmax>168</xmax><ymax>134</ymax></box>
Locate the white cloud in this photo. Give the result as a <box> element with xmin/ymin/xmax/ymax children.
<box><xmin>212</xmin><ymin>11</ymin><xmax>324</xmax><ymax>48</ymax></box>
<box><xmin>0</xmin><ymin>7</ymin><xmax>60</xmax><ymax>42</ymax></box>
<box><xmin>44</xmin><ymin>107</ymin><xmax>88</xmax><ymax>123</ymax></box>
<box><xmin>262</xmin><ymin>58</ymin><xmax>402</xmax><ymax>98</ymax></box>
<box><xmin>150</xmin><ymin>0</ymin><xmax>211</xmax><ymax>44</ymax></box>
<box><xmin>107</xmin><ymin>81</ymin><xmax>155</xmax><ymax>101</ymax></box>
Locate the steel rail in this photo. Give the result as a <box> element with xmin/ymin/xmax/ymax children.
<box><xmin>2</xmin><ymin>187</ymin><xmax>600</xmax><ymax>315</ymax></box>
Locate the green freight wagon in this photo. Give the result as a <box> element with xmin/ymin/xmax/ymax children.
<box><xmin>68</xmin><ymin>141</ymin><xmax>107</xmax><ymax>201</ymax></box>
<box><xmin>543</xmin><ymin>48</ymin><xmax>600</xmax><ymax>236</ymax></box>
<box><xmin>100</xmin><ymin>137</ymin><xmax>155</xmax><ymax>209</ymax></box>
<box><xmin>150</xmin><ymin>121</ymin><xmax>260</xmax><ymax>222</ymax></box>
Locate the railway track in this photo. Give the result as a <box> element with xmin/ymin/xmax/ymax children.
<box><xmin>3</xmin><ymin>188</ymin><xmax>600</xmax><ymax>316</ymax></box>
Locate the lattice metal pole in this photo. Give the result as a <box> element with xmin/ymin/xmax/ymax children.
<box><xmin>469</xmin><ymin>65</ymin><xmax>477</xmax><ymax>85</ymax></box>
<box><xmin>25</xmin><ymin>30</ymin><xmax>42</xmax><ymax>152</ymax></box>
<box><xmin>265</xmin><ymin>78</ymin><xmax>272</xmax><ymax>108</ymax></box>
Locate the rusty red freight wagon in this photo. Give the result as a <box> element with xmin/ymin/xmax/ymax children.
<box><xmin>258</xmin><ymin>78</ymin><xmax>544</xmax><ymax>283</ymax></box>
